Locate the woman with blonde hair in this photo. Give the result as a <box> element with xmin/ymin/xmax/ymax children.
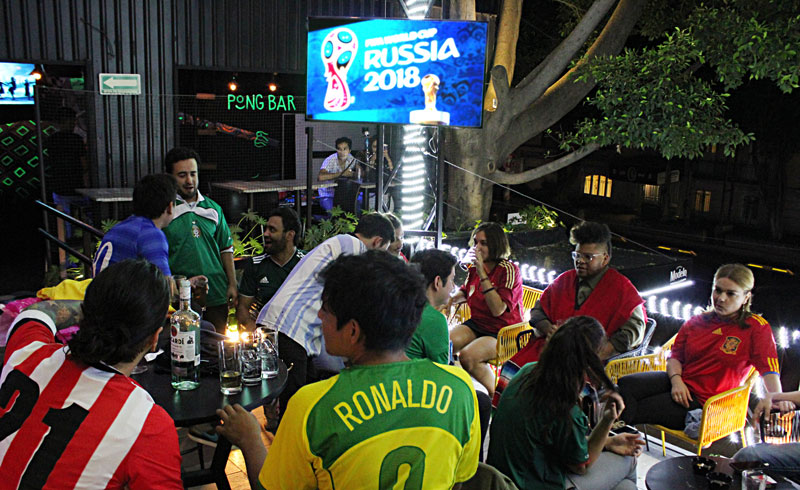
<box><xmin>619</xmin><ymin>264</ymin><xmax>792</xmax><ymax>428</ymax></box>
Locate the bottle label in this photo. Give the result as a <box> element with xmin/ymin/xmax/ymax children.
<box><xmin>171</xmin><ymin>329</ymin><xmax>198</xmax><ymax>365</ymax></box>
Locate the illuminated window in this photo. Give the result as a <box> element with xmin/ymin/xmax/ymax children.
<box><xmin>695</xmin><ymin>190</ymin><xmax>712</xmax><ymax>213</ymax></box>
<box><xmin>643</xmin><ymin>184</ymin><xmax>660</xmax><ymax>202</ymax></box>
<box><xmin>584</xmin><ymin>175</ymin><xmax>612</xmax><ymax>198</ymax></box>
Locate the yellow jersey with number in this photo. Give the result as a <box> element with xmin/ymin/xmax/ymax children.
<box><xmin>259</xmin><ymin>359</ymin><xmax>480</xmax><ymax>490</ymax></box>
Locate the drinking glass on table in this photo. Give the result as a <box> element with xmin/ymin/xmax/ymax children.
<box><xmin>256</xmin><ymin>325</ymin><xmax>279</xmax><ymax>379</ymax></box>
<box><xmin>741</xmin><ymin>469</ymin><xmax>768</xmax><ymax>490</ymax></box>
<box><xmin>240</xmin><ymin>331</ymin><xmax>262</xmax><ymax>385</ymax></box>
<box><xmin>218</xmin><ymin>339</ymin><xmax>242</xmax><ymax>395</ymax></box>
<box><xmin>190</xmin><ymin>276</ymin><xmax>208</xmax><ymax>316</ymax></box>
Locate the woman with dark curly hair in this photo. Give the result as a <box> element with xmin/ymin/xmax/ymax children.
<box><xmin>488</xmin><ymin>316</ymin><xmax>643</xmax><ymax>489</ymax></box>
<box><xmin>448</xmin><ymin>222</ymin><xmax>523</xmax><ymax>396</ymax></box>
<box><xmin>0</xmin><ymin>259</ymin><xmax>181</xmax><ymax>489</ymax></box>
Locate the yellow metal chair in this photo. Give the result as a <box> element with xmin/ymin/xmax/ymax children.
<box><xmin>490</xmin><ymin>286</ymin><xmax>542</xmax><ymax>365</ymax></box>
<box><xmin>653</xmin><ymin>368</ymin><xmax>758</xmax><ymax>456</ymax></box>
<box><xmin>521</xmin><ymin>285</ymin><xmax>542</xmax><ymax>311</ymax></box>
<box><xmin>605</xmin><ymin>334</ymin><xmax>677</xmax><ymax>385</ymax></box>
<box><xmin>447</xmin><ymin>285</ymin><xmax>542</xmax><ymax>383</ymax></box>
<box><xmin>605</xmin><ymin>337</ymin><xmax>758</xmax><ymax>457</ymax></box>
<box><xmin>487</xmin><ymin>286</ymin><xmax>542</xmax><ymax>382</ymax></box>
<box><xmin>489</xmin><ymin>322</ymin><xmax>534</xmax><ymax>367</ymax></box>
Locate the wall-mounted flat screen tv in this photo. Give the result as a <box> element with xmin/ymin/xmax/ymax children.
<box><xmin>307</xmin><ymin>17</ymin><xmax>488</xmax><ymax>128</ymax></box>
<box><xmin>0</xmin><ymin>62</ymin><xmax>37</xmax><ymax>105</ymax></box>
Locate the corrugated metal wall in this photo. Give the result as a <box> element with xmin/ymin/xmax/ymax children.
<box><xmin>0</xmin><ymin>0</ymin><xmax>395</xmax><ymax>188</ymax></box>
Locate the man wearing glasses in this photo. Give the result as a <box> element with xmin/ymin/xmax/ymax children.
<box><xmin>519</xmin><ymin>221</ymin><xmax>646</xmax><ymax>362</ymax></box>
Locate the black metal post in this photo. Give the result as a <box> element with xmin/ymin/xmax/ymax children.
<box><xmin>377</xmin><ymin>125</ymin><xmax>385</xmax><ymax>212</ymax></box>
<box><xmin>305</xmin><ymin>127</ymin><xmax>314</xmax><ymax>231</ymax></box>
<box><xmin>34</xmin><ymin>86</ymin><xmax>52</xmax><ymax>272</ymax></box>
<box><xmin>436</xmin><ymin>127</ymin><xmax>444</xmax><ymax>248</ymax></box>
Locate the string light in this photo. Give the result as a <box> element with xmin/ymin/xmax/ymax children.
<box><xmin>228</xmin><ymin>73</ymin><xmax>238</xmax><ymax>92</ymax></box>
<box><xmin>399</xmin><ymin>0</ymin><xmax>435</xmax><ymax>238</ymax></box>
<box><xmin>419</xmin><ymin>238</ymin><xmax>800</xmax><ymax>334</ymax></box>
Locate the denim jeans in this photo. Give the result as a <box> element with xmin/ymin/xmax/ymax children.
<box><xmin>733</xmin><ymin>443</ymin><xmax>800</xmax><ymax>475</ymax></box>
<box><xmin>566</xmin><ymin>452</ymin><xmax>638</xmax><ymax>490</ymax></box>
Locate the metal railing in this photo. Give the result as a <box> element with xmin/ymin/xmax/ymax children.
<box><xmin>36</xmin><ymin>200</ymin><xmax>104</xmax><ymax>278</ymax></box>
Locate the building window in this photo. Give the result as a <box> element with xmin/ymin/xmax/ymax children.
<box><xmin>695</xmin><ymin>190</ymin><xmax>712</xmax><ymax>213</ymax></box>
<box><xmin>643</xmin><ymin>184</ymin><xmax>661</xmax><ymax>203</ymax></box>
<box><xmin>584</xmin><ymin>175</ymin><xmax>612</xmax><ymax>198</ymax></box>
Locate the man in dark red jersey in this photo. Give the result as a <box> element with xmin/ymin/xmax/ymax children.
<box><xmin>0</xmin><ymin>259</ymin><xmax>182</xmax><ymax>489</ymax></box>
<box><xmin>514</xmin><ymin>221</ymin><xmax>645</xmax><ymax>365</ymax></box>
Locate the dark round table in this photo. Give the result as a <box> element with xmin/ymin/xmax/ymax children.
<box><xmin>132</xmin><ymin>359</ymin><xmax>287</xmax><ymax>490</ymax></box>
<box><xmin>646</xmin><ymin>455</ymin><xmax>796</xmax><ymax>489</ymax></box>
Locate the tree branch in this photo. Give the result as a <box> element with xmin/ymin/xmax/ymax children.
<box><xmin>492</xmin><ymin>66</ymin><xmax>510</xmax><ymax>108</ymax></box>
<box><xmin>484</xmin><ymin>0</ymin><xmax>523</xmax><ymax>112</ymax></box>
<box><xmin>489</xmin><ymin>143</ymin><xmax>601</xmax><ymax>185</ymax></box>
<box><xmin>513</xmin><ymin>0</ymin><xmax>617</xmax><ymax>103</ymax></box>
<box><xmin>448</xmin><ymin>0</ymin><xmax>476</xmax><ymax>20</ymax></box>
<box><xmin>497</xmin><ymin>0</ymin><xmax>646</xmax><ymax>159</ymax></box>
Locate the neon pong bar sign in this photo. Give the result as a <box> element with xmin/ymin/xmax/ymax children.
<box><xmin>306</xmin><ymin>17</ymin><xmax>488</xmax><ymax>128</ymax></box>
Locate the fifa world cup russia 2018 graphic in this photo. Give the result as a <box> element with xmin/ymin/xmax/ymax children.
<box><xmin>321</xmin><ymin>28</ymin><xmax>358</xmax><ymax>112</ymax></box>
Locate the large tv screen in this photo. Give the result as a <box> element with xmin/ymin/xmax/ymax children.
<box><xmin>0</xmin><ymin>62</ymin><xmax>37</xmax><ymax>105</ymax></box>
<box><xmin>307</xmin><ymin>17</ymin><xmax>488</xmax><ymax>128</ymax></box>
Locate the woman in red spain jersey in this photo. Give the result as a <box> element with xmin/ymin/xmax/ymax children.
<box><xmin>619</xmin><ymin>264</ymin><xmax>793</xmax><ymax>429</ymax></box>
<box><xmin>448</xmin><ymin>222</ymin><xmax>523</xmax><ymax>396</ymax></box>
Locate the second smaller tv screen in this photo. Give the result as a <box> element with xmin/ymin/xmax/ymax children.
<box><xmin>307</xmin><ymin>17</ymin><xmax>488</xmax><ymax>128</ymax></box>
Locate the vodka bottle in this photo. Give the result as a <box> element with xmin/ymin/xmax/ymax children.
<box><xmin>171</xmin><ymin>279</ymin><xmax>200</xmax><ymax>390</ymax></box>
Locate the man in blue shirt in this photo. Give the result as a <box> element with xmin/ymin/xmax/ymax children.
<box><xmin>93</xmin><ymin>174</ymin><xmax>177</xmax><ymax>276</ymax></box>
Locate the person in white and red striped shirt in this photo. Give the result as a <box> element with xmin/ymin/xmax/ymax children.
<box><xmin>0</xmin><ymin>259</ymin><xmax>182</xmax><ymax>489</ymax></box>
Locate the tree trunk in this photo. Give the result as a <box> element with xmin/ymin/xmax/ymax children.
<box><xmin>444</xmin><ymin>128</ymin><xmax>494</xmax><ymax>227</ymax></box>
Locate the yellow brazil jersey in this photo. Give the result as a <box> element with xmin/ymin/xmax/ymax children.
<box><xmin>259</xmin><ymin>359</ymin><xmax>480</xmax><ymax>490</ymax></box>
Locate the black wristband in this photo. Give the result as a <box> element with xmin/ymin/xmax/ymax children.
<box><xmin>670</xmin><ymin>373</ymin><xmax>682</xmax><ymax>379</ymax></box>
<box><xmin>482</xmin><ymin>287</ymin><xmax>496</xmax><ymax>294</ymax></box>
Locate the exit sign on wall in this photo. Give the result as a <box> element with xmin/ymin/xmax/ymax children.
<box><xmin>98</xmin><ymin>73</ymin><xmax>141</xmax><ymax>95</ymax></box>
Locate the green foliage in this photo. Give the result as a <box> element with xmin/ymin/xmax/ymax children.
<box><xmin>563</xmin><ymin>28</ymin><xmax>754</xmax><ymax>159</ymax></box>
<box><xmin>302</xmin><ymin>207</ymin><xmax>358</xmax><ymax>251</ymax></box>
<box><xmin>230</xmin><ymin>209</ymin><xmax>267</xmax><ymax>258</ymax></box>
<box><xmin>559</xmin><ymin>0</ymin><xmax>799</xmax><ymax>160</ymax></box>
<box><xmin>508</xmin><ymin>205</ymin><xmax>561</xmax><ymax>232</ymax></box>
<box><xmin>689</xmin><ymin>1</ymin><xmax>800</xmax><ymax>93</ymax></box>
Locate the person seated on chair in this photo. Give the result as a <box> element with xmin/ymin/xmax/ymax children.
<box><xmin>732</xmin><ymin>390</ymin><xmax>800</xmax><ymax>474</ymax></box>
<box><xmin>384</xmin><ymin>212</ymin><xmax>407</xmax><ymax>261</ymax></box>
<box><xmin>513</xmin><ymin>221</ymin><xmax>645</xmax><ymax>366</ymax></box>
<box><xmin>236</xmin><ymin>207</ymin><xmax>304</xmax><ymax>330</ymax></box>
<box><xmin>410</xmin><ymin>247</ymin><xmax>494</xmax><ymax>462</ymax></box>
<box><xmin>0</xmin><ymin>259</ymin><xmax>181</xmax><ymax>489</ymax></box>
<box><xmin>407</xmin><ymin>248</ymin><xmax>457</xmax><ymax>364</ymax></box>
<box><xmin>488</xmin><ymin>316</ymin><xmax>645</xmax><ymax>490</ymax></box>
<box><xmin>255</xmin><ymin>213</ymin><xmax>395</xmax><ymax>424</ymax></box>
<box><xmin>317</xmin><ymin>137</ymin><xmax>362</xmax><ymax>212</ymax></box>
<box><xmin>93</xmin><ymin>173</ymin><xmax>178</xmax><ymax>276</ymax></box>
<box><xmin>618</xmin><ymin>264</ymin><xmax>790</xmax><ymax>430</ymax></box>
<box><xmin>447</xmin><ymin>222</ymin><xmax>523</xmax><ymax>397</ymax></box>
<box><xmin>216</xmin><ymin>250</ymin><xmax>481</xmax><ymax>490</ymax></box>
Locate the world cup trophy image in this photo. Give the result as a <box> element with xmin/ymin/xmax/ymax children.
<box><xmin>409</xmin><ymin>74</ymin><xmax>451</xmax><ymax>125</ymax></box>
<box><xmin>321</xmin><ymin>28</ymin><xmax>358</xmax><ymax>112</ymax></box>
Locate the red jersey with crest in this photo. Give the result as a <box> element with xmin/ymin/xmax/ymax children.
<box><xmin>0</xmin><ymin>311</ymin><xmax>182</xmax><ymax>489</ymax></box>
<box><xmin>671</xmin><ymin>313</ymin><xmax>779</xmax><ymax>404</ymax></box>
<box><xmin>460</xmin><ymin>260</ymin><xmax>523</xmax><ymax>334</ymax></box>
